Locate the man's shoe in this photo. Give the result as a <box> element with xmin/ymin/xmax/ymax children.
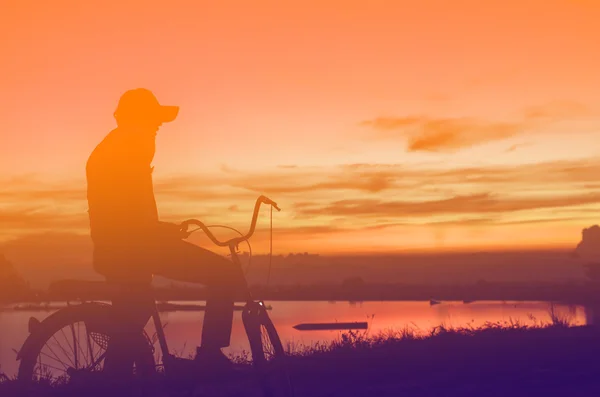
<box><xmin>194</xmin><ymin>347</ymin><xmax>234</xmax><ymax>372</ymax></box>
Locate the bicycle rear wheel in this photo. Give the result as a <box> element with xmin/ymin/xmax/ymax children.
<box><xmin>17</xmin><ymin>302</ymin><xmax>155</xmax><ymax>395</ymax></box>
<box><xmin>242</xmin><ymin>301</ymin><xmax>294</xmax><ymax>397</ymax></box>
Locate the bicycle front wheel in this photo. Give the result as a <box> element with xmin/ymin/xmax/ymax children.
<box><xmin>242</xmin><ymin>301</ymin><xmax>294</xmax><ymax>397</ymax></box>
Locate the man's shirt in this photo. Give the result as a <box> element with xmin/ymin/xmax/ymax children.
<box><xmin>86</xmin><ymin>128</ymin><xmax>160</xmax><ymax>249</ymax></box>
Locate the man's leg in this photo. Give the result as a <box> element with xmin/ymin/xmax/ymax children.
<box><xmin>152</xmin><ymin>240</ymin><xmax>245</xmax><ymax>354</ymax></box>
<box><xmin>103</xmin><ymin>281</ymin><xmax>154</xmax><ymax>379</ymax></box>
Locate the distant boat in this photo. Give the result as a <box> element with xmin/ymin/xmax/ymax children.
<box><xmin>156</xmin><ymin>302</ymin><xmax>208</xmax><ymax>311</ymax></box>
<box><xmin>293</xmin><ymin>322</ymin><xmax>368</xmax><ymax>331</ymax></box>
<box><xmin>462</xmin><ymin>300</ymin><xmax>475</xmax><ymax>304</ymax></box>
<box><xmin>429</xmin><ymin>299</ymin><xmax>441</xmax><ymax>306</ymax></box>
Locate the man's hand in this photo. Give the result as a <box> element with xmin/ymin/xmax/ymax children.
<box><xmin>158</xmin><ymin>221</ymin><xmax>191</xmax><ymax>240</ymax></box>
<box><xmin>178</xmin><ymin>222</ymin><xmax>193</xmax><ymax>239</ymax></box>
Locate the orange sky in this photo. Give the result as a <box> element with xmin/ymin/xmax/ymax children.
<box><xmin>2</xmin><ymin>0</ymin><xmax>600</xmax><ymax>254</ymax></box>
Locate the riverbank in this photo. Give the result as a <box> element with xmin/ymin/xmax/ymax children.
<box><xmin>1</xmin><ymin>302</ymin><xmax>254</xmax><ymax>312</ymax></box>
<box><xmin>285</xmin><ymin>321</ymin><xmax>600</xmax><ymax>396</ymax></box>
<box><xmin>4</xmin><ymin>280</ymin><xmax>600</xmax><ymax>306</ymax></box>
<box><xmin>2</xmin><ymin>319</ymin><xmax>600</xmax><ymax>396</ymax></box>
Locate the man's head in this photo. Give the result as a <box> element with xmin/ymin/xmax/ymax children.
<box><xmin>114</xmin><ymin>88</ymin><xmax>179</xmax><ymax>132</ymax></box>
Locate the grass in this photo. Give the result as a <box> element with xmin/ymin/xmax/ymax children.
<box><xmin>283</xmin><ymin>304</ymin><xmax>576</xmax><ymax>358</ymax></box>
<box><xmin>276</xmin><ymin>310</ymin><xmax>600</xmax><ymax>396</ymax></box>
<box><xmin>0</xmin><ymin>369</ymin><xmax>9</xmax><ymax>383</ymax></box>
<box><xmin>0</xmin><ymin>307</ymin><xmax>580</xmax><ymax>376</ymax></box>
<box><xmin>2</xmin><ymin>307</ymin><xmax>598</xmax><ymax>396</ymax></box>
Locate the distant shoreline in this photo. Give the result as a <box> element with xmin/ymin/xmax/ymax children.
<box><xmin>1</xmin><ymin>302</ymin><xmax>253</xmax><ymax>312</ymax></box>
<box><xmin>4</xmin><ymin>281</ymin><xmax>600</xmax><ymax>306</ymax></box>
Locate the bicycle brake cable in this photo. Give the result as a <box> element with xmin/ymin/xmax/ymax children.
<box><xmin>266</xmin><ymin>205</ymin><xmax>273</xmax><ymax>288</ymax></box>
<box><xmin>187</xmin><ymin>225</ymin><xmax>253</xmax><ymax>275</ymax></box>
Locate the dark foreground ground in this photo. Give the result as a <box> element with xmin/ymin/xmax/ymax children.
<box><xmin>287</xmin><ymin>323</ymin><xmax>600</xmax><ymax>397</ymax></box>
<box><xmin>3</xmin><ymin>321</ymin><xmax>600</xmax><ymax>397</ymax></box>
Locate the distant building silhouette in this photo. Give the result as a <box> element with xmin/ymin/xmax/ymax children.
<box><xmin>575</xmin><ymin>225</ymin><xmax>600</xmax><ymax>262</ymax></box>
<box><xmin>0</xmin><ymin>253</ymin><xmax>28</xmax><ymax>301</ymax></box>
<box><xmin>575</xmin><ymin>225</ymin><xmax>600</xmax><ymax>284</ymax></box>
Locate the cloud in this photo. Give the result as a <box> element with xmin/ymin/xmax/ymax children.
<box><xmin>424</xmin><ymin>218</ymin><xmax>497</xmax><ymax>226</ymax></box>
<box><xmin>0</xmin><ymin>176</ymin><xmax>86</xmax><ymax>202</ymax></box>
<box><xmin>221</xmin><ymin>164</ymin><xmax>415</xmax><ymax>195</ymax></box>
<box><xmin>2</xmin><ymin>157</ymin><xmax>600</xmax><ymax>244</ymax></box>
<box><xmin>295</xmin><ymin>192</ymin><xmax>600</xmax><ymax>218</ymax></box>
<box><xmin>505</xmin><ymin>142</ymin><xmax>531</xmax><ymax>153</ymax></box>
<box><xmin>523</xmin><ymin>101</ymin><xmax>592</xmax><ymax>121</ymax></box>
<box><xmin>0</xmin><ymin>208</ymin><xmax>88</xmax><ymax>229</ymax></box>
<box><xmin>231</xmin><ymin>173</ymin><xmax>397</xmax><ymax>194</ymax></box>
<box><xmin>360</xmin><ymin>116</ymin><xmax>522</xmax><ymax>152</ymax></box>
<box><xmin>497</xmin><ymin>217</ymin><xmax>591</xmax><ymax>226</ymax></box>
<box><xmin>360</xmin><ymin>100</ymin><xmax>593</xmax><ymax>152</ymax></box>
<box><xmin>7</xmin><ymin>156</ymin><xmax>598</xmax><ymax>214</ymax></box>
<box><xmin>330</xmin><ymin>215</ymin><xmax>592</xmax><ymax>229</ymax></box>
<box><xmin>5</xmin><ymin>157</ymin><xmax>600</xmax><ymax>201</ymax></box>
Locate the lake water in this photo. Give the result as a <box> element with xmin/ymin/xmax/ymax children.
<box><xmin>0</xmin><ymin>300</ymin><xmax>588</xmax><ymax>378</ymax></box>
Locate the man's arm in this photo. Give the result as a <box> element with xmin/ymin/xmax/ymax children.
<box><xmin>157</xmin><ymin>221</ymin><xmax>188</xmax><ymax>239</ymax></box>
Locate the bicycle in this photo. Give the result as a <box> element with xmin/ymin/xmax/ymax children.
<box><xmin>15</xmin><ymin>195</ymin><xmax>293</xmax><ymax>397</ymax></box>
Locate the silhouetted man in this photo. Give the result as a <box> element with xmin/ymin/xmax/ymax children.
<box><xmin>86</xmin><ymin>88</ymin><xmax>243</xmax><ymax>375</ymax></box>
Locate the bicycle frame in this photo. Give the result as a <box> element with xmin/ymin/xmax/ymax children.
<box><xmin>148</xmin><ymin>244</ymin><xmax>250</xmax><ymax>362</ymax></box>
<box><xmin>15</xmin><ymin>195</ymin><xmax>283</xmax><ymax>389</ymax></box>
<box><xmin>149</xmin><ymin>195</ymin><xmax>280</xmax><ymax>364</ymax></box>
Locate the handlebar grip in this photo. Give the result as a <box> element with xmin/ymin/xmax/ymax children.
<box><xmin>180</xmin><ymin>219</ymin><xmax>193</xmax><ymax>229</ymax></box>
<box><xmin>260</xmin><ymin>195</ymin><xmax>281</xmax><ymax>211</ymax></box>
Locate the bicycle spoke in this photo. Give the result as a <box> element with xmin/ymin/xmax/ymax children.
<box><xmin>45</xmin><ymin>338</ymin><xmax>74</xmax><ymax>369</ymax></box>
<box><xmin>86</xmin><ymin>331</ymin><xmax>109</xmax><ymax>372</ymax></box>
<box><xmin>75</xmin><ymin>321</ymin><xmax>89</xmax><ymax>365</ymax></box>
<box><xmin>37</xmin><ymin>362</ymin><xmax>67</xmax><ymax>373</ymax></box>
<box><xmin>70</xmin><ymin>323</ymin><xmax>78</xmax><ymax>369</ymax></box>
<box><xmin>39</xmin><ymin>351</ymin><xmax>70</xmax><ymax>366</ymax></box>
<box><xmin>54</xmin><ymin>331</ymin><xmax>76</xmax><ymax>367</ymax></box>
<box><xmin>89</xmin><ymin>342</ymin><xmax>103</xmax><ymax>369</ymax></box>
<box><xmin>261</xmin><ymin>326</ymin><xmax>275</xmax><ymax>360</ymax></box>
<box><xmin>31</xmin><ymin>320</ymin><xmax>115</xmax><ymax>382</ymax></box>
<box><xmin>35</xmin><ymin>358</ymin><xmax>68</xmax><ymax>375</ymax></box>
<box><xmin>86</xmin><ymin>328</ymin><xmax>95</xmax><ymax>367</ymax></box>
<box><xmin>88</xmin><ymin>351</ymin><xmax>107</xmax><ymax>371</ymax></box>
<box><xmin>39</xmin><ymin>343</ymin><xmax>64</xmax><ymax>367</ymax></box>
<box><xmin>35</xmin><ymin>354</ymin><xmax>43</xmax><ymax>379</ymax></box>
<box><xmin>59</xmin><ymin>327</ymin><xmax>76</xmax><ymax>360</ymax></box>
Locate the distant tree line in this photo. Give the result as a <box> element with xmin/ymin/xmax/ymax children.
<box><xmin>0</xmin><ymin>253</ymin><xmax>31</xmax><ymax>302</ymax></box>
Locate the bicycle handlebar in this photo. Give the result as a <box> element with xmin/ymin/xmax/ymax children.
<box><xmin>180</xmin><ymin>195</ymin><xmax>281</xmax><ymax>248</ymax></box>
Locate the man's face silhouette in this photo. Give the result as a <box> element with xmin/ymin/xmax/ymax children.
<box><xmin>117</xmin><ymin>116</ymin><xmax>164</xmax><ymax>136</ymax></box>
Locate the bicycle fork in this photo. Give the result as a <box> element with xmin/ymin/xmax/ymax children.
<box><xmin>151</xmin><ymin>307</ymin><xmax>170</xmax><ymax>363</ymax></box>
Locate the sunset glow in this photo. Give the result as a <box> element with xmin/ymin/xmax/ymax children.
<box><xmin>2</xmin><ymin>0</ymin><xmax>600</xmax><ymax>254</ymax></box>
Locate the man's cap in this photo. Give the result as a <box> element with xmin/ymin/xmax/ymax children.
<box><xmin>114</xmin><ymin>88</ymin><xmax>179</xmax><ymax>123</ymax></box>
